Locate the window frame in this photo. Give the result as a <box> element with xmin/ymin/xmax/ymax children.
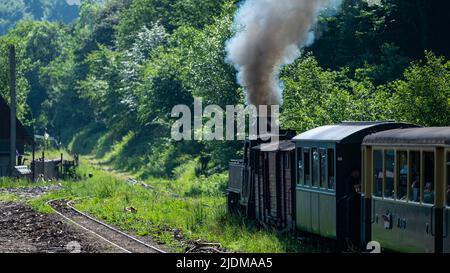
<box><xmin>422</xmin><ymin>150</ymin><xmax>436</xmax><ymax>206</ymax></box>
<box><xmin>297</xmin><ymin>147</ymin><xmax>303</xmax><ymax>185</ymax></box>
<box><xmin>318</xmin><ymin>148</ymin><xmax>327</xmax><ymax>189</ymax></box>
<box><xmin>361</xmin><ymin>147</ymin><xmax>365</xmax><ymax>195</ymax></box>
<box><xmin>284</xmin><ymin>153</ymin><xmax>290</xmax><ymax>169</ymax></box>
<box><xmin>327</xmin><ymin>148</ymin><xmax>335</xmax><ymax>192</ymax></box>
<box><xmin>408</xmin><ymin>150</ymin><xmax>421</xmax><ymax>204</ymax></box>
<box><xmin>303</xmin><ymin>147</ymin><xmax>311</xmax><ymax>187</ymax></box>
<box><xmin>296</xmin><ymin>145</ymin><xmax>335</xmax><ymax>193</ymax></box>
<box><xmin>396</xmin><ymin>150</ymin><xmax>408</xmax><ymax>202</ymax></box>
<box><xmin>371</xmin><ymin>146</ymin><xmax>436</xmax><ymax>206</ymax></box>
<box><xmin>372</xmin><ymin>148</ymin><xmax>384</xmax><ymax>198</ymax></box>
<box><xmin>311</xmin><ymin>148</ymin><xmax>320</xmax><ymax>188</ymax></box>
<box><xmin>446</xmin><ymin>149</ymin><xmax>450</xmax><ymax>207</ymax></box>
<box><xmin>384</xmin><ymin>149</ymin><xmax>396</xmax><ymax>200</ymax></box>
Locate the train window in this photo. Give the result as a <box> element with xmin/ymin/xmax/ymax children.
<box><xmin>396</xmin><ymin>151</ymin><xmax>408</xmax><ymax>200</ymax></box>
<box><xmin>423</xmin><ymin>152</ymin><xmax>435</xmax><ymax>205</ymax></box>
<box><xmin>409</xmin><ymin>151</ymin><xmax>421</xmax><ymax>203</ymax></box>
<box><xmin>258</xmin><ymin>152</ymin><xmax>264</xmax><ymax>175</ymax></box>
<box><xmin>284</xmin><ymin>153</ymin><xmax>290</xmax><ymax>169</ymax></box>
<box><xmin>304</xmin><ymin>149</ymin><xmax>311</xmax><ymax>186</ymax></box>
<box><xmin>384</xmin><ymin>150</ymin><xmax>395</xmax><ymax>199</ymax></box>
<box><xmin>245</xmin><ymin>142</ymin><xmax>251</xmax><ymax>165</ymax></box>
<box><xmin>328</xmin><ymin>149</ymin><xmax>335</xmax><ymax>190</ymax></box>
<box><xmin>373</xmin><ymin>150</ymin><xmax>383</xmax><ymax>197</ymax></box>
<box><xmin>320</xmin><ymin>149</ymin><xmax>327</xmax><ymax>189</ymax></box>
<box><xmin>361</xmin><ymin>148</ymin><xmax>365</xmax><ymax>194</ymax></box>
<box><xmin>446</xmin><ymin>152</ymin><xmax>450</xmax><ymax>207</ymax></box>
<box><xmin>312</xmin><ymin>148</ymin><xmax>320</xmax><ymax>187</ymax></box>
<box><xmin>297</xmin><ymin>148</ymin><xmax>303</xmax><ymax>185</ymax></box>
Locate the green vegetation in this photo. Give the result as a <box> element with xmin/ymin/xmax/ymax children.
<box><xmin>22</xmin><ymin>157</ymin><xmax>309</xmax><ymax>253</ymax></box>
<box><xmin>0</xmin><ymin>0</ymin><xmax>104</xmax><ymax>36</ymax></box>
<box><xmin>0</xmin><ymin>192</ymin><xmax>20</xmax><ymax>202</ymax></box>
<box><xmin>1</xmin><ymin>0</ymin><xmax>449</xmax><ymax>179</ymax></box>
<box><xmin>0</xmin><ymin>0</ymin><xmax>449</xmax><ymax>253</ymax></box>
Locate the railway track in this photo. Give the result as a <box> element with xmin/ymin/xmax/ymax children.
<box><xmin>47</xmin><ymin>199</ymin><xmax>167</xmax><ymax>253</ymax></box>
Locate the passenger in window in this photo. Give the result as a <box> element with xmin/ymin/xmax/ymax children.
<box><xmin>346</xmin><ymin>168</ymin><xmax>361</xmax><ymax>194</ymax></box>
<box><xmin>423</xmin><ymin>183</ymin><xmax>435</xmax><ymax>204</ymax></box>
<box><xmin>411</xmin><ymin>175</ymin><xmax>421</xmax><ymax>202</ymax></box>
<box><xmin>398</xmin><ymin>153</ymin><xmax>408</xmax><ymax>200</ymax></box>
<box><xmin>328</xmin><ymin>177</ymin><xmax>335</xmax><ymax>190</ymax></box>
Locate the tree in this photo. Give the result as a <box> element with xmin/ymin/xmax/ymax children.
<box><xmin>391</xmin><ymin>52</ymin><xmax>450</xmax><ymax>126</ymax></box>
<box><xmin>116</xmin><ymin>0</ymin><xmax>231</xmax><ymax>49</ymax></box>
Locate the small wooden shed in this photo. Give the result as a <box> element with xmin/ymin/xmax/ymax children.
<box><xmin>0</xmin><ymin>96</ymin><xmax>34</xmax><ymax>177</ymax></box>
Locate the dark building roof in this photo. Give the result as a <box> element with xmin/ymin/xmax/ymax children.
<box><xmin>252</xmin><ymin>140</ymin><xmax>295</xmax><ymax>152</ymax></box>
<box><xmin>363</xmin><ymin>127</ymin><xmax>450</xmax><ymax>146</ymax></box>
<box><xmin>0</xmin><ymin>96</ymin><xmax>34</xmax><ymax>143</ymax></box>
<box><xmin>292</xmin><ymin>121</ymin><xmax>417</xmax><ymax>144</ymax></box>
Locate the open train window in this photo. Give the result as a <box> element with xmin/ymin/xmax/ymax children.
<box><xmin>361</xmin><ymin>148</ymin><xmax>365</xmax><ymax>194</ymax></box>
<box><xmin>258</xmin><ymin>152</ymin><xmax>264</xmax><ymax>175</ymax></box>
<box><xmin>297</xmin><ymin>148</ymin><xmax>303</xmax><ymax>185</ymax></box>
<box><xmin>384</xmin><ymin>150</ymin><xmax>395</xmax><ymax>199</ymax></box>
<box><xmin>312</xmin><ymin>148</ymin><xmax>320</xmax><ymax>187</ymax></box>
<box><xmin>244</xmin><ymin>142</ymin><xmax>250</xmax><ymax>164</ymax></box>
<box><xmin>284</xmin><ymin>153</ymin><xmax>290</xmax><ymax>169</ymax></box>
<box><xmin>328</xmin><ymin>149</ymin><xmax>335</xmax><ymax>190</ymax></box>
<box><xmin>409</xmin><ymin>151</ymin><xmax>421</xmax><ymax>203</ymax></box>
<box><xmin>320</xmin><ymin>149</ymin><xmax>327</xmax><ymax>189</ymax></box>
<box><xmin>373</xmin><ymin>150</ymin><xmax>383</xmax><ymax>197</ymax></box>
<box><xmin>304</xmin><ymin>149</ymin><xmax>311</xmax><ymax>186</ymax></box>
<box><xmin>446</xmin><ymin>152</ymin><xmax>450</xmax><ymax>207</ymax></box>
<box><xmin>396</xmin><ymin>151</ymin><xmax>408</xmax><ymax>201</ymax></box>
<box><xmin>422</xmin><ymin>151</ymin><xmax>435</xmax><ymax>205</ymax></box>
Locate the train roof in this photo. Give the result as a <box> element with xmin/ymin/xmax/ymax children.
<box><xmin>292</xmin><ymin>121</ymin><xmax>416</xmax><ymax>144</ymax></box>
<box><xmin>252</xmin><ymin>140</ymin><xmax>295</xmax><ymax>152</ymax></box>
<box><xmin>363</xmin><ymin>127</ymin><xmax>450</xmax><ymax>147</ymax></box>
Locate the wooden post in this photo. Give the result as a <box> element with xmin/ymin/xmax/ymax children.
<box><xmin>60</xmin><ymin>153</ymin><xmax>63</xmax><ymax>178</ymax></box>
<box><xmin>9</xmin><ymin>45</ymin><xmax>16</xmax><ymax>175</ymax></box>
<box><xmin>32</xmin><ymin>141</ymin><xmax>35</xmax><ymax>182</ymax></box>
<box><xmin>42</xmin><ymin>151</ymin><xmax>45</xmax><ymax>181</ymax></box>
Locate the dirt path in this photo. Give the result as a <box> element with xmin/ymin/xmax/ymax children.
<box><xmin>0</xmin><ymin>201</ymin><xmax>120</xmax><ymax>253</ymax></box>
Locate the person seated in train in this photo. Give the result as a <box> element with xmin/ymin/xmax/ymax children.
<box><xmin>411</xmin><ymin>175</ymin><xmax>420</xmax><ymax>202</ymax></box>
<box><xmin>423</xmin><ymin>182</ymin><xmax>435</xmax><ymax>204</ymax></box>
<box><xmin>328</xmin><ymin>176</ymin><xmax>335</xmax><ymax>191</ymax></box>
<box><xmin>346</xmin><ymin>168</ymin><xmax>361</xmax><ymax>194</ymax></box>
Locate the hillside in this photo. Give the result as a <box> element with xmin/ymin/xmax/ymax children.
<box><xmin>0</xmin><ymin>0</ymin><xmax>105</xmax><ymax>36</ymax></box>
<box><xmin>0</xmin><ymin>0</ymin><xmax>449</xmax><ymax>179</ymax></box>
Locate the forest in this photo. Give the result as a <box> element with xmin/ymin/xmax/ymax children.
<box><xmin>1</xmin><ymin>0</ymin><xmax>450</xmax><ymax>180</ymax></box>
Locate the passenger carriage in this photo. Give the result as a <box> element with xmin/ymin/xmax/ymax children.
<box><xmin>292</xmin><ymin>122</ymin><xmax>415</xmax><ymax>244</ymax></box>
<box><xmin>362</xmin><ymin>127</ymin><xmax>450</xmax><ymax>253</ymax></box>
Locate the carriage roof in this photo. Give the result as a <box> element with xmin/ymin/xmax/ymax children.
<box><xmin>363</xmin><ymin>127</ymin><xmax>450</xmax><ymax>147</ymax></box>
<box><xmin>292</xmin><ymin>122</ymin><xmax>415</xmax><ymax>144</ymax></box>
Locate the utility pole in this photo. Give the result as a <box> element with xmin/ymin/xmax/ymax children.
<box><xmin>9</xmin><ymin>45</ymin><xmax>16</xmax><ymax>175</ymax></box>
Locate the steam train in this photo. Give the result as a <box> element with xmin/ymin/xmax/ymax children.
<box><xmin>227</xmin><ymin>121</ymin><xmax>450</xmax><ymax>253</ymax></box>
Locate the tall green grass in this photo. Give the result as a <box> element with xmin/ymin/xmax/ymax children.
<box><xmin>27</xmin><ymin>157</ymin><xmax>307</xmax><ymax>253</ymax></box>
<box><xmin>31</xmin><ymin>129</ymin><xmax>309</xmax><ymax>252</ymax></box>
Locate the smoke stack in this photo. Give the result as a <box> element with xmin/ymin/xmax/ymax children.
<box><xmin>226</xmin><ymin>0</ymin><xmax>341</xmax><ymax>107</ymax></box>
<box><xmin>9</xmin><ymin>45</ymin><xmax>16</xmax><ymax>173</ymax></box>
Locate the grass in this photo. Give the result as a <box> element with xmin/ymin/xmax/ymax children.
<box><xmin>0</xmin><ymin>192</ymin><xmax>20</xmax><ymax>202</ymax></box>
<box><xmin>0</xmin><ymin>177</ymin><xmax>62</xmax><ymax>189</ymax></box>
<box><xmin>22</xmin><ymin>155</ymin><xmax>308</xmax><ymax>253</ymax></box>
<box><xmin>3</xmin><ymin>142</ymin><xmax>311</xmax><ymax>253</ymax></box>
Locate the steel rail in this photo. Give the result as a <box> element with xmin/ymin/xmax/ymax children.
<box><xmin>47</xmin><ymin>199</ymin><xmax>166</xmax><ymax>253</ymax></box>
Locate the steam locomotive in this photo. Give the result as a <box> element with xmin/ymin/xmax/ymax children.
<box><xmin>227</xmin><ymin>121</ymin><xmax>450</xmax><ymax>253</ymax></box>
